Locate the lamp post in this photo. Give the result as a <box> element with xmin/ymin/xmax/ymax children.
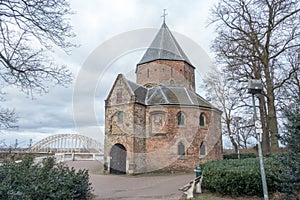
<box><xmin>234</xmin><ymin>116</ymin><xmax>242</xmax><ymax>159</ymax></box>
<box><xmin>248</xmin><ymin>79</ymin><xmax>269</xmax><ymax>200</ymax></box>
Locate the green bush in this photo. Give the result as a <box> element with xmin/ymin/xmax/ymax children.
<box><xmin>223</xmin><ymin>153</ymin><xmax>256</xmax><ymax>159</ymax></box>
<box><xmin>277</xmin><ymin>100</ymin><xmax>300</xmax><ymax>199</ymax></box>
<box><xmin>0</xmin><ymin>155</ymin><xmax>92</xmax><ymax>200</ymax></box>
<box><xmin>200</xmin><ymin>158</ymin><xmax>281</xmax><ymax>196</ymax></box>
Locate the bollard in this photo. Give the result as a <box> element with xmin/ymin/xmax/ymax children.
<box><xmin>194</xmin><ymin>166</ymin><xmax>203</xmax><ymax>194</ymax></box>
<box><xmin>194</xmin><ymin>166</ymin><xmax>202</xmax><ymax>178</ymax></box>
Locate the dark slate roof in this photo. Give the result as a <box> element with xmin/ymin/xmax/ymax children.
<box><xmin>126</xmin><ymin>79</ymin><xmax>148</xmax><ymax>104</ymax></box>
<box><xmin>137</xmin><ymin>22</ymin><xmax>194</xmax><ymax>67</ymax></box>
<box><xmin>124</xmin><ymin>77</ymin><xmax>213</xmax><ymax>108</ymax></box>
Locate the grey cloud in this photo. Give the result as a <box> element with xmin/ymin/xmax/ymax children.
<box><xmin>2</xmin><ymin>0</ymin><xmax>218</xmax><ymax>146</ymax></box>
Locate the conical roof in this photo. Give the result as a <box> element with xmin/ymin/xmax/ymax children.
<box><xmin>137</xmin><ymin>22</ymin><xmax>194</xmax><ymax>67</ymax></box>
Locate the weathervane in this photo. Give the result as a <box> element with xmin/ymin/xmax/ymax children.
<box><xmin>161</xmin><ymin>9</ymin><xmax>168</xmax><ymax>23</ymax></box>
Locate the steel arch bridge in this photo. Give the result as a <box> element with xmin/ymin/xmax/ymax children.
<box><xmin>30</xmin><ymin>134</ymin><xmax>103</xmax><ymax>153</ymax></box>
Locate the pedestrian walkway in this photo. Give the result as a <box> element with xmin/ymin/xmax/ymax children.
<box><xmin>65</xmin><ymin>161</ymin><xmax>194</xmax><ymax>200</ymax></box>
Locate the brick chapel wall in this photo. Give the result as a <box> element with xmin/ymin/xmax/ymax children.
<box><xmin>104</xmin><ymin>101</ymin><xmax>136</xmax><ymax>174</ymax></box>
<box><xmin>132</xmin><ymin>103</ymin><xmax>147</xmax><ymax>173</ymax></box>
<box><xmin>104</xmin><ymin>76</ymin><xmax>137</xmax><ymax>173</ymax></box>
<box><xmin>136</xmin><ymin>60</ymin><xmax>195</xmax><ymax>91</ymax></box>
<box><xmin>144</xmin><ymin>105</ymin><xmax>221</xmax><ymax>172</ymax></box>
<box><xmin>202</xmin><ymin>109</ymin><xmax>223</xmax><ymax>161</ymax></box>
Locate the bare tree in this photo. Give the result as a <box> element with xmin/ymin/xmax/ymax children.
<box><xmin>210</xmin><ymin>0</ymin><xmax>300</xmax><ymax>154</ymax></box>
<box><xmin>234</xmin><ymin>118</ymin><xmax>256</xmax><ymax>149</ymax></box>
<box><xmin>0</xmin><ymin>0</ymin><xmax>75</xmax><ymax>128</ymax></box>
<box><xmin>276</xmin><ymin>50</ymin><xmax>300</xmax><ymax>109</ymax></box>
<box><xmin>0</xmin><ymin>108</ymin><xmax>16</xmax><ymax>128</ymax></box>
<box><xmin>203</xmin><ymin>67</ymin><xmax>256</xmax><ymax>152</ymax></box>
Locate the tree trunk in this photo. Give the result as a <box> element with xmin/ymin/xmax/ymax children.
<box><xmin>266</xmin><ymin>90</ymin><xmax>280</xmax><ymax>154</ymax></box>
<box><xmin>226</xmin><ymin>119</ymin><xmax>238</xmax><ymax>153</ymax></box>
<box><xmin>264</xmin><ymin>66</ymin><xmax>280</xmax><ymax>154</ymax></box>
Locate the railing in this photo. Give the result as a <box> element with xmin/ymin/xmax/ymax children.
<box><xmin>55</xmin><ymin>152</ymin><xmax>104</xmax><ymax>162</ymax></box>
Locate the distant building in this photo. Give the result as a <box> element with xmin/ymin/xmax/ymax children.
<box><xmin>104</xmin><ymin>21</ymin><xmax>222</xmax><ymax>174</ymax></box>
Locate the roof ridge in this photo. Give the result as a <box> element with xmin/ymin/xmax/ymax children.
<box><xmin>184</xmin><ymin>87</ymin><xmax>194</xmax><ymax>105</ymax></box>
<box><xmin>146</xmin><ymin>87</ymin><xmax>156</xmax><ymax>104</ymax></box>
<box><xmin>159</xmin><ymin>86</ymin><xmax>170</xmax><ymax>104</ymax></box>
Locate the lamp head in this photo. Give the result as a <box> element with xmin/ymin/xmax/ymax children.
<box><xmin>248</xmin><ymin>79</ymin><xmax>262</xmax><ymax>94</ymax></box>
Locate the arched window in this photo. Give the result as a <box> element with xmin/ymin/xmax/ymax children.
<box><xmin>178</xmin><ymin>142</ymin><xmax>185</xmax><ymax>155</ymax></box>
<box><xmin>199</xmin><ymin>113</ymin><xmax>205</xmax><ymax>126</ymax></box>
<box><xmin>177</xmin><ymin>112</ymin><xmax>185</xmax><ymax>126</ymax></box>
<box><xmin>116</xmin><ymin>92</ymin><xmax>122</xmax><ymax>104</ymax></box>
<box><xmin>117</xmin><ymin>112</ymin><xmax>123</xmax><ymax>124</ymax></box>
<box><xmin>200</xmin><ymin>142</ymin><xmax>206</xmax><ymax>156</ymax></box>
<box><xmin>170</xmin><ymin>80</ymin><xmax>175</xmax><ymax>86</ymax></box>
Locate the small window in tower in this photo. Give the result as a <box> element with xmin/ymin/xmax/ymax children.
<box><xmin>170</xmin><ymin>80</ymin><xmax>175</xmax><ymax>86</ymax></box>
<box><xmin>199</xmin><ymin>113</ymin><xmax>205</xmax><ymax>126</ymax></box>
<box><xmin>116</xmin><ymin>92</ymin><xmax>122</xmax><ymax>104</ymax></box>
<box><xmin>117</xmin><ymin>112</ymin><xmax>123</xmax><ymax>124</ymax></box>
<box><xmin>178</xmin><ymin>142</ymin><xmax>185</xmax><ymax>155</ymax></box>
<box><xmin>147</xmin><ymin>69</ymin><xmax>150</xmax><ymax>78</ymax></box>
<box><xmin>177</xmin><ymin>112</ymin><xmax>185</xmax><ymax>126</ymax></box>
<box><xmin>171</xmin><ymin>68</ymin><xmax>173</xmax><ymax>77</ymax></box>
<box><xmin>200</xmin><ymin>142</ymin><xmax>206</xmax><ymax>156</ymax></box>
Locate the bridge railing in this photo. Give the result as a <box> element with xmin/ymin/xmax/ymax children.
<box><xmin>55</xmin><ymin>152</ymin><xmax>104</xmax><ymax>162</ymax></box>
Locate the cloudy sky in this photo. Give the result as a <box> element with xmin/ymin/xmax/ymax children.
<box><xmin>1</xmin><ymin>0</ymin><xmax>219</xmax><ymax>148</ymax></box>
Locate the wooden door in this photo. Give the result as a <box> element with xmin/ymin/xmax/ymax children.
<box><xmin>110</xmin><ymin>144</ymin><xmax>126</xmax><ymax>174</ymax></box>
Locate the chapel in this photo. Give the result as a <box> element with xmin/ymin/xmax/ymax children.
<box><xmin>104</xmin><ymin>21</ymin><xmax>222</xmax><ymax>174</ymax></box>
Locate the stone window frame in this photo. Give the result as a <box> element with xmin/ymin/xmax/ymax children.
<box><xmin>199</xmin><ymin>142</ymin><xmax>206</xmax><ymax>157</ymax></box>
<box><xmin>117</xmin><ymin>111</ymin><xmax>123</xmax><ymax>124</ymax></box>
<box><xmin>199</xmin><ymin>113</ymin><xmax>206</xmax><ymax>127</ymax></box>
<box><xmin>177</xmin><ymin>141</ymin><xmax>185</xmax><ymax>156</ymax></box>
<box><xmin>177</xmin><ymin>111</ymin><xmax>185</xmax><ymax>126</ymax></box>
<box><xmin>170</xmin><ymin>80</ymin><xmax>175</xmax><ymax>86</ymax></box>
<box><xmin>116</xmin><ymin>91</ymin><xmax>122</xmax><ymax>104</ymax></box>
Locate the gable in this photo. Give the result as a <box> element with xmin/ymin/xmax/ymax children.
<box><xmin>106</xmin><ymin>74</ymin><xmax>135</xmax><ymax>106</ymax></box>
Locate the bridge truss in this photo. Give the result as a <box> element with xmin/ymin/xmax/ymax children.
<box><xmin>30</xmin><ymin>134</ymin><xmax>103</xmax><ymax>153</ymax></box>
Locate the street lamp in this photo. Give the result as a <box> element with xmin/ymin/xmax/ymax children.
<box><xmin>248</xmin><ymin>79</ymin><xmax>269</xmax><ymax>200</ymax></box>
<box><xmin>233</xmin><ymin>116</ymin><xmax>242</xmax><ymax>159</ymax></box>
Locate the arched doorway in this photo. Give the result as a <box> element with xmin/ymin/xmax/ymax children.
<box><xmin>110</xmin><ymin>144</ymin><xmax>127</xmax><ymax>174</ymax></box>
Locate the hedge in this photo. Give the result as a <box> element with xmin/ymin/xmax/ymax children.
<box><xmin>200</xmin><ymin>158</ymin><xmax>281</xmax><ymax>196</ymax></box>
<box><xmin>223</xmin><ymin>152</ymin><xmax>256</xmax><ymax>160</ymax></box>
<box><xmin>0</xmin><ymin>155</ymin><xmax>92</xmax><ymax>200</ymax></box>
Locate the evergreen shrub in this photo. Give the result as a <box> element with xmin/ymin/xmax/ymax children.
<box><xmin>223</xmin><ymin>152</ymin><xmax>256</xmax><ymax>159</ymax></box>
<box><xmin>0</xmin><ymin>155</ymin><xmax>92</xmax><ymax>200</ymax></box>
<box><xmin>200</xmin><ymin>158</ymin><xmax>280</xmax><ymax>196</ymax></box>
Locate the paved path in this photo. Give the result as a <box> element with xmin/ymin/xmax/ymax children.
<box><xmin>66</xmin><ymin>161</ymin><xmax>195</xmax><ymax>200</ymax></box>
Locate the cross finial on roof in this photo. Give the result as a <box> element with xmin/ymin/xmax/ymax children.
<box><xmin>161</xmin><ymin>9</ymin><xmax>168</xmax><ymax>23</ymax></box>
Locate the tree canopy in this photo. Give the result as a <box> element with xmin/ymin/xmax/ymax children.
<box><xmin>0</xmin><ymin>0</ymin><xmax>75</xmax><ymax>128</ymax></box>
<box><xmin>209</xmin><ymin>0</ymin><xmax>300</xmax><ymax>154</ymax></box>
